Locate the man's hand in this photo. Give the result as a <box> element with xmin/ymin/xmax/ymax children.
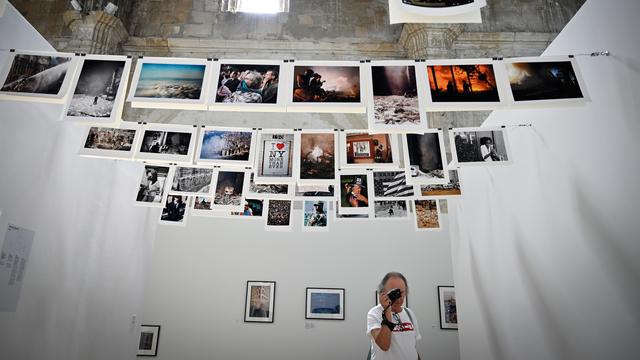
<box><xmin>379</xmin><ymin>292</ymin><xmax>393</xmax><ymax>321</ymax></box>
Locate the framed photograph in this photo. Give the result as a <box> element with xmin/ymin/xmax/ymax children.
<box><xmin>294</xmin><ymin>184</ymin><xmax>336</xmax><ymax>201</ymax></box>
<box><xmin>294</xmin><ymin>130</ymin><xmax>338</xmax><ymax>185</ymax></box>
<box><xmin>159</xmin><ymin>194</ymin><xmax>190</xmax><ymax>226</ymax></box>
<box><xmin>425</xmin><ymin>58</ymin><xmax>507</xmax><ymax>111</ymax></box>
<box><xmin>339</xmin><ymin>131</ymin><xmax>400</xmax><ymax>169</ymax></box>
<box><xmin>196</xmin><ymin>126</ymin><xmax>256</xmax><ymax>167</ymax></box>
<box><xmin>63</xmin><ymin>55</ymin><xmax>132</xmax><ymax>124</ymax></box>
<box><xmin>302</xmin><ymin>200</ymin><xmax>329</xmax><ymax>231</ymax></box>
<box><xmin>413</xmin><ymin>199</ymin><xmax>440</xmax><ymax>231</ymax></box>
<box><xmin>170</xmin><ymin>166</ymin><xmax>214</xmax><ymax>195</ymax></box>
<box><xmin>338</xmin><ymin>171</ymin><xmax>373</xmax><ymax>215</ymax></box>
<box><xmin>137</xmin><ymin>325</ymin><xmax>160</xmax><ymax>357</ymax></box>
<box><xmin>287</xmin><ymin>61</ymin><xmax>366</xmax><ymax>113</ymax></box>
<box><xmin>78</xmin><ymin>123</ymin><xmax>141</xmax><ymax>160</ymax></box>
<box><xmin>372</xmin><ymin>170</ymin><xmax>416</xmax><ymax>200</ymax></box>
<box><xmin>403</xmin><ymin>130</ymin><xmax>449</xmax><ymax>185</ymax></box>
<box><xmin>265</xmin><ymin>199</ymin><xmax>293</xmax><ymax>231</ymax></box>
<box><xmin>229</xmin><ymin>198</ymin><xmax>265</xmax><ymax>219</ymax></box>
<box><xmin>373</xmin><ymin>200</ymin><xmax>409</xmax><ymax>220</ymax></box>
<box><xmin>244</xmin><ymin>281</ymin><xmax>276</xmax><ymax>323</ymax></box>
<box><xmin>366</xmin><ymin>61</ymin><xmax>428</xmax><ymax>132</ymax></box>
<box><xmin>212</xmin><ymin>170</ymin><xmax>248</xmax><ymax>210</ymax></box>
<box><xmin>419</xmin><ymin>170</ymin><xmax>462</xmax><ymax>197</ymax></box>
<box><xmin>399</xmin><ymin>0</ymin><xmax>486</xmax><ymax>16</ymax></box>
<box><xmin>136</xmin><ymin>164</ymin><xmax>173</xmax><ymax>207</ymax></box>
<box><xmin>503</xmin><ymin>56</ymin><xmax>589</xmax><ymax>105</ymax></box>
<box><xmin>449</xmin><ymin>126</ymin><xmax>512</xmax><ymax>166</ymax></box>
<box><xmin>247</xmin><ymin>173</ymin><xmax>293</xmax><ymax>200</ymax></box>
<box><xmin>253</xmin><ymin>129</ymin><xmax>295</xmax><ymax>183</ymax></box>
<box><xmin>375</xmin><ymin>290</ymin><xmax>408</xmax><ymax>307</ymax></box>
<box><xmin>133</xmin><ymin>124</ymin><xmax>197</xmax><ymax>164</ymax></box>
<box><xmin>209</xmin><ymin>60</ymin><xmax>287</xmax><ymax>111</ymax></box>
<box><xmin>437</xmin><ymin>286</ymin><xmax>458</xmax><ymax>330</ymax></box>
<box><xmin>305</xmin><ymin>288</ymin><xmax>345</xmax><ymax>320</ymax></box>
<box><xmin>0</xmin><ymin>50</ymin><xmax>79</xmax><ymax>103</ymax></box>
<box><xmin>127</xmin><ymin>57</ymin><xmax>212</xmax><ymax>110</ymax></box>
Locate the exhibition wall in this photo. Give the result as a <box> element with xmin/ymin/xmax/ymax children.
<box><xmin>451</xmin><ymin>1</ymin><xmax>640</xmax><ymax>359</ymax></box>
<box><xmin>0</xmin><ymin>5</ymin><xmax>156</xmax><ymax>360</ymax></box>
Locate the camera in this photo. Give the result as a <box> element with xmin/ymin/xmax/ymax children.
<box><xmin>387</xmin><ymin>288</ymin><xmax>402</xmax><ymax>303</ymax></box>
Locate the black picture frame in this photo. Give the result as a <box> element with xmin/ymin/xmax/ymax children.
<box><xmin>137</xmin><ymin>324</ymin><xmax>161</xmax><ymax>357</ymax></box>
<box><xmin>305</xmin><ymin>287</ymin><xmax>345</xmax><ymax>320</ymax></box>
<box><xmin>244</xmin><ymin>280</ymin><xmax>276</xmax><ymax>323</ymax></box>
<box><xmin>437</xmin><ymin>285</ymin><xmax>458</xmax><ymax>330</ymax></box>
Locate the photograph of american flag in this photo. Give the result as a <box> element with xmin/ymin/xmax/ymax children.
<box><xmin>374</xmin><ymin>171</ymin><xmax>415</xmax><ymax>198</ymax></box>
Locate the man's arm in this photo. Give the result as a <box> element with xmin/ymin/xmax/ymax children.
<box><xmin>371</xmin><ymin>293</ymin><xmax>394</xmax><ymax>351</ymax></box>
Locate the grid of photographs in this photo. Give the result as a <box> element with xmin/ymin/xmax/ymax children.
<box><xmin>295</xmin><ymin>131</ymin><xmax>337</xmax><ymax>184</ymax></box>
<box><xmin>196</xmin><ymin>127</ymin><xmax>255</xmax><ymax>167</ymax></box>
<box><xmin>211</xmin><ymin>61</ymin><xmax>285</xmax><ymax>111</ymax></box>
<box><xmin>254</xmin><ymin>130</ymin><xmax>295</xmax><ymax>183</ymax></box>
<box><xmin>403</xmin><ymin>131</ymin><xmax>449</xmax><ymax>185</ymax></box>
<box><xmin>449</xmin><ymin>127</ymin><xmax>511</xmax><ymax>166</ymax></box>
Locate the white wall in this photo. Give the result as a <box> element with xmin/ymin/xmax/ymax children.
<box><xmin>0</xmin><ymin>5</ymin><xmax>156</xmax><ymax>360</ymax></box>
<box><xmin>452</xmin><ymin>1</ymin><xmax>640</xmax><ymax>359</ymax></box>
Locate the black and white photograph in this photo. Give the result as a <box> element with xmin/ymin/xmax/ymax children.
<box><xmin>302</xmin><ymin>200</ymin><xmax>329</xmax><ymax>231</ymax></box>
<box><xmin>438</xmin><ymin>286</ymin><xmax>458</xmax><ymax>330</ymax></box>
<box><xmin>248</xmin><ymin>173</ymin><xmax>292</xmax><ymax>199</ymax></box>
<box><xmin>78</xmin><ymin>124</ymin><xmax>140</xmax><ymax>160</ymax></box>
<box><xmin>196</xmin><ymin>127</ymin><xmax>255</xmax><ymax>167</ymax></box>
<box><xmin>403</xmin><ymin>131</ymin><xmax>448</xmax><ymax>184</ymax></box>
<box><xmin>170</xmin><ymin>166</ymin><xmax>214</xmax><ymax>195</ymax></box>
<box><xmin>305</xmin><ymin>288</ymin><xmax>345</xmax><ymax>320</ymax></box>
<box><xmin>450</xmin><ymin>127</ymin><xmax>511</xmax><ymax>165</ymax></box>
<box><xmin>294</xmin><ymin>184</ymin><xmax>336</xmax><ymax>200</ymax></box>
<box><xmin>65</xmin><ymin>56</ymin><xmax>131</xmax><ymax>123</ymax></box>
<box><xmin>0</xmin><ymin>51</ymin><xmax>75</xmax><ymax>101</ymax></box>
<box><xmin>373</xmin><ymin>200</ymin><xmax>409</xmax><ymax>219</ymax></box>
<box><xmin>134</xmin><ymin>125</ymin><xmax>197</xmax><ymax>164</ymax></box>
<box><xmin>244</xmin><ymin>281</ymin><xmax>276</xmax><ymax>323</ymax></box>
<box><xmin>254</xmin><ymin>130</ymin><xmax>294</xmax><ymax>182</ymax></box>
<box><xmin>230</xmin><ymin>199</ymin><xmax>265</xmax><ymax>218</ymax></box>
<box><xmin>339</xmin><ymin>172</ymin><xmax>372</xmax><ymax>215</ymax></box>
<box><xmin>420</xmin><ymin>170</ymin><xmax>462</xmax><ymax>197</ymax></box>
<box><xmin>159</xmin><ymin>195</ymin><xmax>190</xmax><ymax>226</ymax></box>
<box><xmin>212</xmin><ymin>61</ymin><xmax>283</xmax><ymax>110</ymax></box>
<box><xmin>213</xmin><ymin>171</ymin><xmax>246</xmax><ymax>208</ymax></box>
<box><xmin>265</xmin><ymin>199</ymin><xmax>292</xmax><ymax>230</ymax></box>
<box><xmin>136</xmin><ymin>165</ymin><xmax>171</xmax><ymax>207</ymax></box>
<box><xmin>137</xmin><ymin>325</ymin><xmax>161</xmax><ymax>357</ymax></box>
<box><xmin>373</xmin><ymin>171</ymin><xmax>416</xmax><ymax>199</ymax></box>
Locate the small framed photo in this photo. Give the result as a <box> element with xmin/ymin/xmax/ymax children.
<box><xmin>419</xmin><ymin>170</ymin><xmax>462</xmax><ymax>198</ymax></box>
<box><xmin>212</xmin><ymin>170</ymin><xmax>248</xmax><ymax>210</ymax></box>
<box><xmin>339</xmin><ymin>131</ymin><xmax>401</xmax><ymax>169</ymax></box>
<box><xmin>294</xmin><ymin>130</ymin><xmax>338</xmax><ymax>185</ymax></box>
<box><xmin>195</xmin><ymin>126</ymin><xmax>256</xmax><ymax>168</ymax></box>
<box><xmin>170</xmin><ymin>165</ymin><xmax>215</xmax><ymax>196</ymax></box>
<box><xmin>449</xmin><ymin>126</ymin><xmax>512</xmax><ymax>166</ymax></box>
<box><xmin>373</xmin><ymin>200</ymin><xmax>409</xmax><ymax>220</ymax></box>
<box><xmin>365</xmin><ymin>61</ymin><xmax>428</xmax><ymax>133</ymax></box>
<box><xmin>265</xmin><ymin>199</ymin><xmax>293</xmax><ymax>231</ymax></box>
<box><xmin>159</xmin><ymin>194</ymin><xmax>190</xmax><ymax>226</ymax></box>
<box><xmin>244</xmin><ymin>281</ymin><xmax>276</xmax><ymax>323</ymax></box>
<box><xmin>63</xmin><ymin>54</ymin><xmax>132</xmax><ymax>125</ymax></box>
<box><xmin>78</xmin><ymin>123</ymin><xmax>141</xmax><ymax>160</ymax></box>
<box><xmin>136</xmin><ymin>164</ymin><xmax>173</xmax><ymax>207</ymax></box>
<box><xmin>137</xmin><ymin>324</ymin><xmax>161</xmax><ymax>357</ymax></box>
<box><xmin>247</xmin><ymin>173</ymin><xmax>293</xmax><ymax>200</ymax></box>
<box><xmin>305</xmin><ymin>287</ymin><xmax>345</xmax><ymax>320</ymax></box>
<box><xmin>403</xmin><ymin>130</ymin><xmax>449</xmax><ymax>185</ymax></box>
<box><xmin>437</xmin><ymin>286</ymin><xmax>458</xmax><ymax>330</ymax></box>
<box><xmin>413</xmin><ymin>199</ymin><xmax>440</xmax><ymax>231</ymax></box>
<box><xmin>302</xmin><ymin>200</ymin><xmax>329</xmax><ymax>231</ymax></box>
<box><xmin>133</xmin><ymin>124</ymin><xmax>198</xmax><ymax>164</ymax></box>
<box><xmin>372</xmin><ymin>170</ymin><xmax>416</xmax><ymax>200</ymax></box>
<box><xmin>253</xmin><ymin>129</ymin><xmax>295</xmax><ymax>183</ymax></box>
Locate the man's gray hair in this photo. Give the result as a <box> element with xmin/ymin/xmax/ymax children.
<box><xmin>377</xmin><ymin>272</ymin><xmax>409</xmax><ymax>294</ymax></box>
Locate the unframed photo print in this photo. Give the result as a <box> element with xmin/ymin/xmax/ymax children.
<box><xmin>302</xmin><ymin>200</ymin><xmax>329</xmax><ymax>231</ymax></box>
<box><xmin>134</xmin><ymin>124</ymin><xmax>197</xmax><ymax>164</ymax></box>
<box><xmin>294</xmin><ymin>184</ymin><xmax>336</xmax><ymax>200</ymax></box>
<box><xmin>373</xmin><ymin>200</ymin><xmax>409</xmax><ymax>220</ymax></box>
<box><xmin>230</xmin><ymin>199</ymin><xmax>265</xmax><ymax>218</ymax></box>
<box><xmin>420</xmin><ymin>170</ymin><xmax>462</xmax><ymax>197</ymax></box>
<box><xmin>159</xmin><ymin>195</ymin><xmax>190</xmax><ymax>226</ymax></box>
<box><xmin>248</xmin><ymin>173</ymin><xmax>292</xmax><ymax>199</ymax></box>
<box><xmin>413</xmin><ymin>199</ymin><xmax>440</xmax><ymax>231</ymax></box>
<box><xmin>196</xmin><ymin>127</ymin><xmax>255</xmax><ymax>167</ymax></box>
<box><xmin>340</xmin><ymin>131</ymin><xmax>400</xmax><ymax>169</ymax></box>
<box><xmin>338</xmin><ymin>171</ymin><xmax>372</xmax><ymax>215</ymax></box>
<box><xmin>170</xmin><ymin>166</ymin><xmax>214</xmax><ymax>195</ymax></box>
<box><xmin>372</xmin><ymin>171</ymin><xmax>416</xmax><ymax>200</ymax></box>
<box><xmin>254</xmin><ymin>130</ymin><xmax>295</xmax><ymax>183</ymax></box>
<box><xmin>136</xmin><ymin>164</ymin><xmax>172</xmax><ymax>207</ymax></box>
<box><xmin>78</xmin><ymin>123</ymin><xmax>140</xmax><ymax>160</ymax></box>
<box><xmin>265</xmin><ymin>199</ymin><xmax>293</xmax><ymax>230</ymax></box>
<box><xmin>403</xmin><ymin>130</ymin><xmax>449</xmax><ymax>184</ymax></box>
<box><xmin>449</xmin><ymin>127</ymin><xmax>511</xmax><ymax>166</ymax></box>
<box><xmin>295</xmin><ymin>131</ymin><xmax>337</xmax><ymax>184</ymax></box>
<box><xmin>212</xmin><ymin>170</ymin><xmax>247</xmax><ymax>209</ymax></box>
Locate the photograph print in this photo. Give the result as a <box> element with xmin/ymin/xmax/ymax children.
<box><xmin>255</xmin><ymin>131</ymin><xmax>294</xmax><ymax>181</ymax></box>
<box><xmin>302</xmin><ymin>200</ymin><xmax>329</xmax><ymax>231</ymax></box>
<box><xmin>414</xmin><ymin>199</ymin><xmax>440</xmax><ymax>231</ymax></box>
<box><xmin>420</xmin><ymin>170</ymin><xmax>462</xmax><ymax>197</ymax></box>
<box><xmin>133</xmin><ymin>62</ymin><xmax>205</xmax><ymax>100</ymax></box>
<box><xmin>135</xmin><ymin>126</ymin><xmax>196</xmax><ymax>163</ymax></box>
<box><xmin>292</xmin><ymin>65</ymin><xmax>360</xmax><ymax>103</ymax></box>
<box><xmin>369</xmin><ymin>63</ymin><xmax>425</xmax><ymax>130</ymax></box>
<box><xmin>159</xmin><ymin>195</ymin><xmax>190</xmax><ymax>226</ymax></box>
<box><xmin>450</xmin><ymin>127</ymin><xmax>510</xmax><ymax>165</ymax></box>
<box><xmin>66</xmin><ymin>56</ymin><xmax>130</xmax><ymax>122</ymax></box>
<box><xmin>339</xmin><ymin>172</ymin><xmax>370</xmax><ymax>214</ymax></box>
<box><xmin>297</xmin><ymin>132</ymin><xmax>336</xmax><ymax>183</ymax></box>
<box><xmin>374</xmin><ymin>200</ymin><xmax>409</xmax><ymax>220</ymax></box>
<box><xmin>505</xmin><ymin>58</ymin><xmax>586</xmax><ymax>103</ymax></box>
<box><xmin>136</xmin><ymin>165</ymin><xmax>171</xmax><ymax>206</ymax></box>
<box><xmin>215</xmin><ymin>62</ymin><xmax>281</xmax><ymax>104</ymax></box>
<box><xmin>305</xmin><ymin>288</ymin><xmax>345</xmax><ymax>320</ymax></box>
<box><xmin>342</xmin><ymin>132</ymin><xmax>397</xmax><ymax>168</ymax></box>
<box><xmin>295</xmin><ymin>184</ymin><xmax>335</xmax><ymax>200</ymax></box>
<box><xmin>191</xmin><ymin>196</ymin><xmax>214</xmax><ymax>216</ymax></box>
<box><xmin>79</xmin><ymin>125</ymin><xmax>138</xmax><ymax>159</ymax></box>
<box><xmin>265</xmin><ymin>199</ymin><xmax>292</xmax><ymax>230</ymax></box>
<box><xmin>137</xmin><ymin>325</ymin><xmax>160</xmax><ymax>357</ymax></box>
<box><xmin>404</xmin><ymin>131</ymin><xmax>448</xmax><ymax>184</ymax></box>
<box><xmin>197</xmin><ymin>128</ymin><xmax>254</xmax><ymax>166</ymax></box>
<box><xmin>427</xmin><ymin>62</ymin><xmax>501</xmax><ymax>107</ymax></box>
<box><xmin>230</xmin><ymin>199</ymin><xmax>265</xmax><ymax>218</ymax></box>
<box><xmin>171</xmin><ymin>166</ymin><xmax>214</xmax><ymax>195</ymax></box>
<box><xmin>438</xmin><ymin>286</ymin><xmax>458</xmax><ymax>330</ymax></box>
<box><xmin>244</xmin><ymin>281</ymin><xmax>276</xmax><ymax>323</ymax></box>
<box><xmin>248</xmin><ymin>173</ymin><xmax>291</xmax><ymax>199</ymax></box>
<box><xmin>213</xmin><ymin>171</ymin><xmax>246</xmax><ymax>208</ymax></box>
<box><xmin>373</xmin><ymin>171</ymin><xmax>415</xmax><ymax>199</ymax></box>
<box><xmin>0</xmin><ymin>52</ymin><xmax>74</xmax><ymax>99</ymax></box>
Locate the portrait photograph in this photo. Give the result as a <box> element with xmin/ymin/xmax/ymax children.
<box><xmin>341</xmin><ymin>131</ymin><xmax>399</xmax><ymax>169</ymax></box>
<box><xmin>159</xmin><ymin>195</ymin><xmax>190</xmax><ymax>226</ymax></box>
<box><xmin>374</xmin><ymin>200</ymin><xmax>409</xmax><ymax>220</ymax></box>
<box><xmin>78</xmin><ymin>125</ymin><xmax>139</xmax><ymax>160</ymax></box>
<box><xmin>65</xmin><ymin>55</ymin><xmax>131</xmax><ymax>123</ymax></box>
<box><xmin>137</xmin><ymin>325</ymin><xmax>160</xmax><ymax>357</ymax></box>
<box><xmin>505</xmin><ymin>57</ymin><xmax>587</xmax><ymax>103</ymax></box>
<box><xmin>244</xmin><ymin>281</ymin><xmax>276</xmax><ymax>323</ymax></box>
<box><xmin>230</xmin><ymin>199</ymin><xmax>265</xmax><ymax>218</ymax></box>
<box><xmin>197</xmin><ymin>127</ymin><xmax>255</xmax><ymax>167</ymax></box>
<box><xmin>403</xmin><ymin>131</ymin><xmax>448</xmax><ymax>184</ymax></box>
<box><xmin>213</xmin><ymin>61</ymin><xmax>282</xmax><ymax>106</ymax></box>
<box><xmin>248</xmin><ymin>173</ymin><xmax>292</xmax><ymax>199</ymax></box>
<box><xmin>305</xmin><ymin>288</ymin><xmax>345</xmax><ymax>320</ymax></box>
<box><xmin>438</xmin><ymin>286</ymin><xmax>458</xmax><ymax>330</ymax></box>
<box><xmin>294</xmin><ymin>184</ymin><xmax>336</xmax><ymax>200</ymax></box>
<box><xmin>136</xmin><ymin>165</ymin><xmax>171</xmax><ymax>207</ymax></box>
<box><xmin>254</xmin><ymin>131</ymin><xmax>294</xmax><ymax>182</ymax></box>
<box><xmin>450</xmin><ymin>127</ymin><xmax>511</xmax><ymax>166</ymax></box>
<box><xmin>213</xmin><ymin>170</ymin><xmax>246</xmax><ymax>208</ymax></box>
<box><xmin>373</xmin><ymin>171</ymin><xmax>415</xmax><ymax>199</ymax></box>
<box><xmin>296</xmin><ymin>132</ymin><xmax>337</xmax><ymax>184</ymax></box>
<box><xmin>302</xmin><ymin>200</ymin><xmax>329</xmax><ymax>231</ymax></box>
<box><xmin>134</xmin><ymin>125</ymin><xmax>196</xmax><ymax>164</ymax></box>
<box><xmin>170</xmin><ymin>166</ymin><xmax>214</xmax><ymax>195</ymax></box>
<box><xmin>265</xmin><ymin>199</ymin><xmax>292</xmax><ymax>230</ymax></box>
<box><xmin>420</xmin><ymin>170</ymin><xmax>462</xmax><ymax>197</ymax></box>
<box><xmin>0</xmin><ymin>52</ymin><xmax>75</xmax><ymax>101</ymax></box>
<box><xmin>339</xmin><ymin>172</ymin><xmax>371</xmax><ymax>215</ymax></box>
<box><xmin>413</xmin><ymin>199</ymin><xmax>440</xmax><ymax>231</ymax></box>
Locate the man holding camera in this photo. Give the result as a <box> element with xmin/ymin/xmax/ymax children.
<box><xmin>367</xmin><ymin>272</ymin><xmax>421</xmax><ymax>360</ymax></box>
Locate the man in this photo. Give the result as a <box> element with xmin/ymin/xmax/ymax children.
<box><xmin>367</xmin><ymin>272</ymin><xmax>421</xmax><ymax>360</ymax></box>
<box><xmin>261</xmin><ymin>69</ymin><xmax>279</xmax><ymax>104</ymax></box>
<box><xmin>307</xmin><ymin>202</ymin><xmax>327</xmax><ymax>227</ymax></box>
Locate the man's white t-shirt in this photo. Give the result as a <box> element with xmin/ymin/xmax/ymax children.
<box><xmin>367</xmin><ymin>304</ymin><xmax>422</xmax><ymax>360</ymax></box>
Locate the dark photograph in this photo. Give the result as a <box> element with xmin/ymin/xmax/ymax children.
<box><xmin>215</xmin><ymin>63</ymin><xmax>280</xmax><ymax>104</ymax></box>
<box><xmin>171</xmin><ymin>167</ymin><xmax>213</xmax><ymax>194</ymax></box>
<box><xmin>84</xmin><ymin>127</ymin><xmax>136</xmax><ymax>151</ymax></box>
<box><xmin>402</xmin><ymin>0</ymin><xmax>474</xmax><ymax>7</ymax></box>
<box><xmin>1</xmin><ymin>54</ymin><xmax>72</xmax><ymax>94</ymax></box>
<box><xmin>373</xmin><ymin>171</ymin><xmax>415</xmax><ymax>198</ymax></box>
<box><xmin>160</xmin><ymin>195</ymin><xmax>188</xmax><ymax>224</ymax></box>
<box><xmin>340</xmin><ymin>174</ymin><xmax>369</xmax><ymax>209</ymax></box>
<box><xmin>139</xmin><ymin>130</ymin><xmax>192</xmax><ymax>155</ymax></box>
<box><xmin>507</xmin><ymin>61</ymin><xmax>584</xmax><ymax>101</ymax></box>
<box><xmin>299</xmin><ymin>133</ymin><xmax>336</xmax><ymax>180</ymax></box>
<box><xmin>67</xmin><ymin>59</ymin><xmax>126</xmax><ymax>118</ymax></box>
<box><xmin>372</xmin><ymin>65</ymin><xmax>421</xmax><ymax>125</ymax></box>
<box><xmin>213</xmin><ymin>171</ymin><xmax>246</xmax><ymax>206</ymax></box>
<box><xmin>199</xmin><ymin>130</ymin><xmax>252</xmax><ymax>161</ymax></box>
<box><xmin>293</xmin><ymin>65</ymin><xmax>360</xmax><ymax>103</ymax></box>
<box><xmin>266</xmin><ymin>200</ymin><xmax>292</xmax><ymax>227</ymax></box>
<box><xmin>453</xmin><ymin>130</ymin><xmax>508</xmax><ymax>163</ymax></box>
<box><xmin>374</xmin><ymin>200</ymin><xmax>408</xmax><ymax>219</ymax></box>
<box><xmin>427</xmin><ymin>64</ymin><xmax>499</xmax><ymax>102</ymax></box>
<box><xmin>346</xmin><ymin>133</ymin><xmax>394</xmax><ymax>165</ymax></box>
<box><xmin>137</xmin><ymin>165</ymin><xmax>170</xmax><ymax>204</ymax></box>
<box><xmin>406</xmin><ymin>133</ymin><xmax>445</xmax><ymax>182</ymax></box>
<box><xmin>134</xmin><ymin>63</ymin><xmax>205</xmax><ymax>99</ymax></box>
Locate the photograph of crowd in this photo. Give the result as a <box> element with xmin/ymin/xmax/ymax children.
<box><xmin>213</xmin><ymin>171</ymin><xmax>245</xmax><ymax>207</ymax></box>
<box><xmin>139</xmin><ymin>130</ymin><xmax>192</xmax><ymax>155</ymax></box>
<box><xmin>414</xmin><ymin>199</ymin><xmax>440</xmax><ymax>230</ymax></box>
<box><xmin>303</xmin><ymin>201</ymin><xmax>329</xmax><ymax>228</ymax></box>
<box><xmin>67</xmin><ymin>59</ymin><xmax>126</xmax><ymax>118</ymax></box>
<box><xmin>345</xmin><ymin>133</ymin><xmax>394</xmax><ymax>165</ymax></box>
<box><xmin>374</xmin><ymin>200</ymin><xmax>408</xmax><ymax>219</ymax></box>
<box><xmin>257</xmin><ymin>132</ymin><xmax>293</xmax><ymax>178</ymax></box>
<box><xmin>84</xmin><ymin>127</ymin><xmax>136</xmax><ymax>151</ymax></box>
<box><xmin>340</xmin><ymin>174</ymin><xmax>369</xmax><ymax>209</ymax></box>
<box><xmin>420</xmin><ymin>170</ymin><xmax>461</xmax><ymax>197</ymax></box>
<box><xmin>405</xmin><ymin>132</ymin><xmax>446</xmax><ymax>182</ymax></box>
<box><xmin>249</xmin><ymin>174</ymin><xmax>289</xmax><ymax>195</ymax></box>
<box><xmin>453</xmin><ymin>129</ymin><xmax>509</xmax><ymax>163</ymax></box>
<box><xmin>171</xmin><ymin>167</ymin><xmax>214</xmax><ymax>194</ymax></box>
<box><xmin>1</xmin><ymin>54</ymin><xmax>72</xmax><ymax>95</ymax></box>
<box><xmin>299</xmin><ymin>133</ymin><xmax>336</xmax><ymax>180</ymax></box>
<box><xmin>193</xmin><ymin>196</ymin><xmax>213</xmax><ymax>210</ymax></box>
<box><xmin>293</xmin><ymin>66</ymin><xmax>360</xmax><ymax>103</ymax></box>
<box><xmin>215</xmin><ymin>63</ymin><xmax>280</xmax><ymax>104</ymax></box>
<box><xmin>134</xmin><ymin>62</ymin><xmax>205</xmax><ymax>99</ymax></box>
<box><xmin>245</xmin><ymin>282</ymin><xmax>275</xmax><ymax>323</ymax></box>
<box><xmin>160</xmin><ymin>195</ymin><xmax>189</xmax><ymax>224</ymax></box>
<box><xmin>506</xmin><ymin>60</ymin><xmax>584</xmax><ymax>101</ymax></box>
<box><xmin>266</xmin><ymin>200</ymin><xmax>292</xmax><ymax>227</ymax></box>
<box><xmin>427</xmin><ymin>64</ymin><xmax>500</xmax><ymax>102</ymax></box>
<box><xmin>199</xmin><ymin>130</ymin><xmax>252</xmax><ymax>161</ymax></box>
<box><xmin>402</xmin><ymin>0</ymin><xmax>474</xmax><ymax>7</ymax></box>
<box><xmin>371</xmin><ymin>65</ymin><xmax>421</xmax><ymax>126</ymax></box>
<box><xmin>295</xmin><ymin>184</ymin><xmax>335</xmax><ymax>198</ymax></box>
<box><xmin>231</xmin><ymin>199</ymin><xmax>264</xmax><ymax>217</ymax></box>
<box><xmin>373</xmin><ymin>171</ymin><xmax>415</xmax><ymax>198</ymax></box>
<box><xmin>136</xmin><ymin>165</ymin><xmax>170</xmax><ymax>205</ymax></box>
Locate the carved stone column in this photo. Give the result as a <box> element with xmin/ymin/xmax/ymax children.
<box><xmin>398</xmin><ymin>24</ymin><xmax>464</xmax><ymax>59</ymax></box>
<box><xmin>62</xmin><ymin>10</ymin><xmax>129</xmax><ymax>54</ymax></box>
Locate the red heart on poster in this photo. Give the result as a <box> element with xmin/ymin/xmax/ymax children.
<box><xmin>276</xmin><ymin>143</ymin><xmax>285</xmax><ymax>150</ymax></box>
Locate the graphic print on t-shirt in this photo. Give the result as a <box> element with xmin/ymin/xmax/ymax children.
<box><xmin>393</xmin><ymin>322</ymin><xmax>415</xmax><ymax>332</ymax></box>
